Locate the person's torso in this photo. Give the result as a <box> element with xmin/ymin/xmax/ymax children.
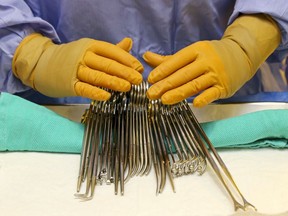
<box><xmin>25</xmin><ymin>0</ymin><xmax>234</xmax><ymax>77</ymax></box>
<box><xmin>21</xmin><ymin>0</ymin><xmax>287</xmax><ymax>104</ymax></box>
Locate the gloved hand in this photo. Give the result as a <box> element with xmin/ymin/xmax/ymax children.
<box><xmin>12</xmin><ymin>34</ymin><xmax>144</xmax><ymax>101</ymax></box>
<box><xmin>143</xmin><ymin>14</ymin><xmax>281</xmax><ymax>107</ymax></box>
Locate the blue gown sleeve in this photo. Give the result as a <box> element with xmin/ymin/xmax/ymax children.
<box><xmin>229</xmin><ymin>0</ymin><xmax>288</xmax><ymax>61</ymax></box>
<box><xmin>0</xmin><ymin>0</ymin><xmax>60</xmax><ymax>94</ymax></box>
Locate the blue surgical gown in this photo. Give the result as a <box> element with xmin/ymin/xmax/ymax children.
<box><xmin>0</xmin><ymin>0</ymin><xmax>288</xmax><ymax>104</ymax></box>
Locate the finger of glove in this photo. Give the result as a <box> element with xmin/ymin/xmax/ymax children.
<box><xmin>147</xmin><ymin>46</ymin><xmax>197</xmax><ymax>84</ymax></box>
<box><xmin>116</xmin><ymin>37</ymin><xmax>133</xmax><ymax>52</ymax></box>
<box><xmin>142</xmin><ymin>51</ymin><xmax>171</xmax><ymax>67</ymax></box>
<box><xmin>74</xmin><ymin>81</ymin><xmax>111</xmax><ymax>101</ymax></box>
<box><xmin>146</xmin><ymin>60</ymin><xmax>206</xmax><ymax>100</ymax></box>
<box><xmin>193</xmin><ymin>86</ymin><xmax>222</xmax><ymax>108</ymax></box>
<box><xmin>78</xmin><ymin>65</ymin><xmax>131</xmax><ymax>92</ymax></box>
<box><xmin>88</xmin><ymin>41</ymin><xmax>144</xmax><ymax>72</ymax></box>
<box><xmin>160</xmin><ymin>74</ymin><xmax>216</xmax><ymax>105</ymax></box>
<box><xmin>84</xmin><ymin>51</ymin><xmax>143</xmax><ymax>85</ymax></box>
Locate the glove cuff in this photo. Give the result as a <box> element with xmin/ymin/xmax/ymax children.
<box><xmin>12</xmin><ymin>33</ymin><xmax>53</xmax><ymax>88</ymax></box>
<box><xmin>12</xmin><ymin>33</ymin><xmax>98</xmax><ymax>98</ymax></box>
<box><xmin>222</xmin><ymin>14</ymin><xmax>281</xmax><ymax>74</ymax></box>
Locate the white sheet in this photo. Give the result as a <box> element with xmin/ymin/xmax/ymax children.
<box><xmin>1</xmin><ymin>103</ymin><xmax>288</xmax><ymax>216</ymax></box>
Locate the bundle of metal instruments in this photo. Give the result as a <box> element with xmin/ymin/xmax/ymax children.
<box><xmin>75</xmin><ymin>81</ymin><xmax>256</xmax><ymax>212</ymax></box>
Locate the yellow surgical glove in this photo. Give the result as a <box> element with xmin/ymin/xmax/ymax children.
<box><xmin>143</xmin><ymin>14</ymin><xmax>281</xmax><ymax>107</ymax></box>
<box><xmin>12</xmin><ymin>34</ymin><xmax>144</xmax><ymax>101</ymax></box>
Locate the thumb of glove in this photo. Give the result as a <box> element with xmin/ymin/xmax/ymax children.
<box><xmin>143</xmin><ymin>51</ymin><xmax>171</xmax><ymax>68</ymax></box>
<box><xmin>116</xmin><ymin>37</ymin><xmax>133</xmax><ymax>52</ymax></box>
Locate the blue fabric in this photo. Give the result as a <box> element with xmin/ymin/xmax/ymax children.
<box><xmin>0</xmin><ymin>0</ymin><xmax>288</xmax><ymax>104</ymax></box>
<box><xmin>0</xmin><ymin>92</ymin><xmax>84</xmax><ymax>153</ymax></box>
<box><xmin>202</xmin><ymin>109</ymin><xmax>288</xmax><ymax>149</ymax></box>
<box><xmin>0</xmin><ymin>92</ymin><xmax>287</xmax><ymax>153</ymax></box>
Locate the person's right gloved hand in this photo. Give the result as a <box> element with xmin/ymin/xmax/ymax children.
<box><xmin>12</xmin><ymin>34</ymin><xmax>144</xmax><ymax>101</ymax></box>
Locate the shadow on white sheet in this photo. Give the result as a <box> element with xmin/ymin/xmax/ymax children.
<box><xmin>231</xmin><ymin>210</ymin><xmax>288</xmax><ymax>216</ymax></box>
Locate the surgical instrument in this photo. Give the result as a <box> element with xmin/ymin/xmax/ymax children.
<box><xmin>74</xmin><ymin>81</ymin><xmax>256</xmax><ymax>213</ymax></box>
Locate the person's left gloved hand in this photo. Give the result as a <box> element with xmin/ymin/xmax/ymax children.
<box><xmin>143</xmin><ymin>14</ymin><xmax>281</xmax><ymax>107</ymax></box>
